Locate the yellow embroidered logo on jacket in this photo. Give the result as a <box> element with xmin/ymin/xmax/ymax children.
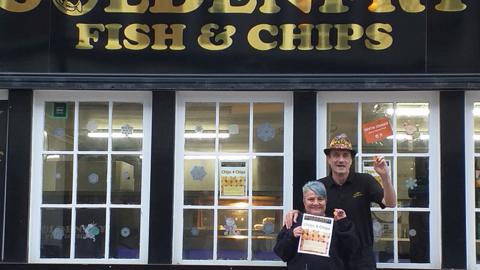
<box><xmin>353</xmin><ymin>192</ymin><xmax>364</xmax><ymax>198</ymax></box>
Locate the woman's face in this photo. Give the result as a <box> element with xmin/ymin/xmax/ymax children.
<box><xmin>303</xmin><ymin>189</ymin><xmax>326</xmax><ymax>216</ymax></box>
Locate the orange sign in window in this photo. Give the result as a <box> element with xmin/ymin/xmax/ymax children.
<box><xmin>362</xmin><ymin>117</ymin><xmax>393</xmax><ymax>144</ymax></box>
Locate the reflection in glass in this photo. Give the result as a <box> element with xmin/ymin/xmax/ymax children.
<box><xmin>398</xmin><ymin>211</ymin><xmax>430</xmax><ymax>263</ymax></box>
<box><xmin>253</xmin><ymin>103</ymin><xmax>284</xmax><ymax>153</ymax></box>
<box><xmin>397</xmin><ymin>157</ymin><xmax>429</xmax><ymax>208</ymax></box>
<box><xmin>43</xmin><ymin>154</ymin><xmax>73</xmax><ymax>204</ymax></box>
<box><xmin>183</xmin><ymin>209</ymin><xmax>214</xmax><ymax>260</ymax></box>
<box><xmin>218</xmin><ymin>209</ymin><xmax>247</xmax><ymax>260</ymax></box>
<box><xmin>474</xmin><ymin>103</ymin><xmax>480</xmax><ymax>153</ymax></box>
<box><xmin>111</xmin><ymin>155</ymin><xmax>142</xmax><ymax>204</ymax></box>
<box><xmin>252</xmin><ymin>210</ymin><xmax>282</xmax><ymax>261</ymax></box>
<box><xmin>185</xmin><ymin>103</ymin><xmax>216</xmax><ymax>153</ymax></box>
<box><xmin>79</xmin><ymin>102</ymin><xmax>108</xmax><ymax>151</ymax></box>
<box><xmin>396</xmin><ymin>103</ymin><xmax>429</xmax><ymax>153</ymax></box>
<box><xmin>371</xmin><ymin>211</ymin><xmax>393</xmax><ymax>263</ymax></box>
<box><xmin>41</xmin><ymin>208</ymin><xmax>71</xmax><ymax>258</ymax></box>
<box><xmin>253</xmin><ymin>157</ymin><xmax>283</xmax><ymax>206</ymax></box>
<box><xmin>362</xmin><ymin>103</ymin><xmax>394</xmax><ymax>153</ymax></box>
<box><xmin>77</xmin><ymin>155</ymin><xmax>107</xmax><ymax>204</ymax></box>
<box><xmin>327</xmin><ymin>103</ymin><xmax>358</xmax><ymax>151</ymax></box>
<box><xmin>184</xmin><ymin>159</ymin><xmax>215</xmax><ymax>205</ymax></box>
<box><xmin>475</xmin><ymin>158</ymin><xmax>480</xmax><ymax>208</ymax></box>
<box><xmin>112</xmin><ymin>103</ymin><xmax>143</xmax><ymax>151</ymax></box>
<box><xmin>109</xmin><ymin>209</ymin><xmax>140</xmax><ymax>259</ymax></box>
<box><xmin>44</xmin><ymin>102</ymin><xmax>75</xmax><ymax>151</ymax></box>
<box><xmin>75</xmin><ymin>208</ymin><xmax>106</xmax><ymax>258</ymax></box>
<box><xmin>219</xmin><ymin>103</ymin><xmax>249</xmax><ymax>153</ymax></box>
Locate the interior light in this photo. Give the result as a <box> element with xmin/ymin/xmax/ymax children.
<box><xmin>232</xmin><ymin>202</ymin><xmax>249</xmax><ymax>208</ymax></box>
<box><xmin>473</xmin><ymin>107</ymin><xmax>480</xmax><ymax>116</ymax></box>
<box><xmin>386</xmin><ymin>108</ymin><xmax>429</xmax><ymax>116</ymax></box>
<box><xmin>184</xmin><ymin>133</ymin><xmax>230</xmax><ymax>139</ymax></box>
<box><xmin>87</xmin><ymin>132</ymin><xmax>143</xmax><ymax>138</ymax></box>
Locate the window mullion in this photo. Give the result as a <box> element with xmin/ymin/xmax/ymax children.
<box><xmin>70</xmin><ymin>100</ymin><xmax>79</xmax><ymax>259</ymax></box>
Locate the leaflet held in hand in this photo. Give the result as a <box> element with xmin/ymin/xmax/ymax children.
<box><xmin>297</xmin><ymin>214</ymin><xmax>334</xmax><ymax>257</ymax></box>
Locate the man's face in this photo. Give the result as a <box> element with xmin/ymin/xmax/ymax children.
<box><xmin>327</xmin><ymin>149</ymin><xmax>353</xmax><ymax>175</ymax></box>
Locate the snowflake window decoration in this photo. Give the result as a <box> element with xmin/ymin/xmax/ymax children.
<box><xmin>256</xmin><ymin>122</ymin><xmax>276</xmax><ymax>142</ymax></box>
<box><xmin>190</xmin><ymin>166</ymin><xmax>207</xmax><ymax>181</ymax></box>
<box><xmin>121</xmin><ymin>124</ymin><xmax>134</xmax><ymax>136</ymax></box>
<box><xmin>405</xmin><ymin>178</ymin><xmax>418</xmax><ymax>190</ymax></box>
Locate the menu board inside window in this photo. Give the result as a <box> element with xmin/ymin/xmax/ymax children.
<box><xmin>219</xmin><ymin>161</ymin><xmax>247</xmax><ymax>199</ymax></box>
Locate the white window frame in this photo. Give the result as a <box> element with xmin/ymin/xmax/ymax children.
<box><xmin>29</xmin><ymin>90</ymin><xmax>152</xmax><ymax>264</ymax></box>
<box><xmin>173</xmin><ymin>91</ymin><xmax>293</xmax><ymax>266</ymax></box>
<box><xmin>466</xmin><ymin>91</ymin><xmax>479</xmax><ymax>270</ymax></box>
<box><xmin>317</xmin><ymin>91</ymin><xmax>441</xmax><ymax>269</ymax></box>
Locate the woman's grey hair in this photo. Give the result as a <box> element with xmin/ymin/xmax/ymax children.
<box><xmin>302</xmin><ymin>181</ymin><xmax>327</xmax><ymax>199</ymax></box>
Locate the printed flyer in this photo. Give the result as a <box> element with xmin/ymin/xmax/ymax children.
<box><xmin>219</xmin><ymin>161</ymin><xmax>247</xmax><ymax>199</ymax></box>
<box><xmin>298</xmin><ymin>214</ymin><xmax>334</xmax><ymax>257</ymax></box>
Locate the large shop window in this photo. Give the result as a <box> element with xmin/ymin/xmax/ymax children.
<box><xmin>173</xmin><ymin>92</ymin><xmax>292</xmax><ymax>266</ymax></box>
<box><xmin>29</xmin><ymin>91</ymin><xmax>152</xmax><ymax>264</ymax></box>
<box><xmin>466</xmin><ymin>92</ymin><xmax>480</xmax><ymax>270</ymax></box>
<box><xmin>317</xmin><ymin>92</ymin><xmax>440</xmax><ymax>269</ymax></box>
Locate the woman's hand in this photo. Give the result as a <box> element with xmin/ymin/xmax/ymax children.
<box><xmin>333</xmin><ymin>208</ymin><xmax>347</xmax><ymax>221</ymax></box>
<box><xmin>293</xmin><ymin>226</ymin><xmax>303</xmax><ymax>238</ymax></box>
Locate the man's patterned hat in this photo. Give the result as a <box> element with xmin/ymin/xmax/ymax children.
<box><xmin>323</xmin><ymin>133</ymin><xmax>357</xmax><ymax>156</ymax></box>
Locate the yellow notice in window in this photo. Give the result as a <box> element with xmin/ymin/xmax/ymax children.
<box><xmin>219</xmin><ymin>161</ymin><xmax>247</xmax><ymax>198</ymax></box>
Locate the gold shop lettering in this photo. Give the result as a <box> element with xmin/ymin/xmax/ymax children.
<box><xmin>0</xmin><ymin>0</ymin><xmax>468</xmax><ymax>14</ymax></box>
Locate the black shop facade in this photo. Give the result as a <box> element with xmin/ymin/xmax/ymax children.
<box><xmin>0</xmin><ymin>0</ymin><xmax>479</xmax><ymax>269</ymax></box>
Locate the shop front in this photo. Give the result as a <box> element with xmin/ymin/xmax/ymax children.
<box><xmin>1</xmin><ymin>1</ymin><xmax>479</xmax><ymax>269</ymax></box>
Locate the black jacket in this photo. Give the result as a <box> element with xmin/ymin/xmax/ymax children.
<box><xmin>274</xmin><ymin>214</ymin><xmax>359</xmax><ymax>270</ymax></box>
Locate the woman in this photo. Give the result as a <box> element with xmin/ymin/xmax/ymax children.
<box><xmin>274</xmin><ymin>181</ymin><xmax>358</xmax><ymax>270</ymax></box>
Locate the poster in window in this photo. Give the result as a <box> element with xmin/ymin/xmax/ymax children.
<box><xmin>297</xmin><ymin>214</ymin><xmax>334</xmax><ymax>257</ymax></box>
<box><xmin>362</xmin><ymin>117</ymin><xmax>393</xmax><ymax>144</ymax></box>
<box><xmin>362</xmin><ymin>159</ymin><xmax>391</xmax><ymax>187</ymax></box>
<box><xmin>219</xmin><ymin>161</ymin><xmax>247</xmax><ymax>199</ymax></box>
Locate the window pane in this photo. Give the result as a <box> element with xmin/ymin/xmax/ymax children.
<box><xmin>183</xmin><ymin>209</ymin><xmax>214</xmax><ymax>260</ymax></box>
<box><xmin>44</xmin><ymin>102</ymin><xmax>74</xmax><ymax>151</ymax></box>
<box><xmin>252</xmin><ymin>210</ymin><xmax>282</xmax><ymax>261</ymax></box>
<box><xmin>362</xmin><ymin>103</ymin><xmax>394</xmax><ymax>154</ymax></box>
<box><xmin>253</xmin><ymin>157</ymin><xmax>283</xmax><ymax>206</ymax></box>
<box><xmin>477</xmin><ymin>213</ymin><xmax>480</xmax><ymax>264</ymax></box>
<box><xmin>112</xmin><ymin>103</ymin><xmax>143</xmax><ymax>151</ymax></box>
<box><xmin>475</xmin><ymin>157</ymin><xmax>480</xmax><ymax>208</ymax></box>
<box><xmin>218</xmin><ymin>209</ymin><xmax>247</xmax><ymax>260</ymax></box>
<box><xmin>185</xmin><ymin>103</ymin><xmax>216</xmax><ymax>153</ymax></box>
<box><xmin>474</xmin><ymin>103</ymin><xmax>480</xmax><ymax>153</ymax></box>
<box><xmin>219</xmin><ymin>103</ymin><xmax>249</xmax><ymax>153</ymax></box>
<box><xmin>397</xmin><ymin>157</ymin><xmax>429</xmax><ymax>208</ymax></box>
<box><xmin>109</xmin><ymin>209</ymin><xmax>140</xmax><ymax>259</ymax></box>
<box><xmin>75</xmin><ymin>208</ymin><xmax>106</xmax><ymax>258</ymax></box>
<box><xmin>327</xmin><ymin>103</ymin><xmax>358</xmax><ymax>150</ymax></box>
<box><xmin>111</xmin><ymin>155</ymin><xmax>142</xmax><ymax>204</ymax></box>
<box><xmin>78</xmin><ymin>102</ymin><xmax>108</xmax><ymax>151</ymax></box>
<box><xmin>396</xmin><ymin>103</ymin><xmax>429</xmax><ymax>153</ymax></box>
<box><xmin>253</xmin><ymin>103</ymin><xmax>283</xmax><ymax>153</ymax></box>
<box><xmin>398</xmin><ymin>211</ymin><xmax>430</xmax><ymax>263</ymax></box>
<box><xmin>77</xmin><ymin>155</ymin><xmax>107</xmax><ymax>204</ymax></box>
<box><xmin>41</xmin><ymin>208</ymin><xmax>71</xmax><ymax>258</ymax></box>
<box><xmin>43</xmin><ymin>154</ymin><xmax>73</xmax><ymax>204</ymax></box>
<box><xmin>372</xmin><ymin>211</ymin><xmax>393</xmax><ymax>263</ymax></box>
<box><xmin>184</xmin><ymin>158</ymin><xmax>215</xmax><ymax>205</ymax></box>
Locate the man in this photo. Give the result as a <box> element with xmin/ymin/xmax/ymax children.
<box><xmin>285</xmin><ymin>133</ymin><xmax>396</xmax><ymax>270</ymax></box>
